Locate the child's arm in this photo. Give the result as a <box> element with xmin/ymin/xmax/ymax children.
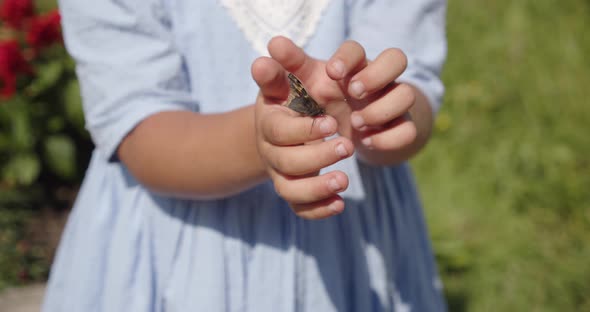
<box><xmin>117</xmin><ymin>49</ymin><xmax>354</xmax><ymax>204</ymax></box>
<box><xmin>60</xmin><ymin>1</ymin><xmax>352</xmax><ymax>205</ymax></box>
<box><xmin>59</xmin><ymin>0</ymin><xmax>274</xmax><ymax>200</ymax></box>
<box><xmin>117</xmin><ymin>107</ymin><xmax>268</xmax><ymax>199</ymax></box>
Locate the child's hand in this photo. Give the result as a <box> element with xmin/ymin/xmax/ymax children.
<box><xmin>325</xmin><ymin>41</ymin><xmax>420</xmax><ymax>165</ymax></box>
<box><xmin>265</xmin><ymin>37</ymin><xmax>422</xmax><ymax>166</ymax></box>
<box><xmin>252</xmin><ymin>36</ymin><xmax>425</xmax><ymax>218</ymax></box>
<box><xmin>251</xmin><ymin>58</ymin><xmax>354</xmax><ymax>220</ymax></box>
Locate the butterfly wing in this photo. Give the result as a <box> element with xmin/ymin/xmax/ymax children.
<box><xmin>287</xmin><ymin>96</ymin><xmax>314</xmax><ymax>115</ymax></box>
<box><xmin>286</xmin><ymin>73</ymin><xmax>325</xmax><ymax>117</ymax></box>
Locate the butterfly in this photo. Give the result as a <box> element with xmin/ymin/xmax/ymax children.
<box><xmin>285</xmin><ymin>73</ymin><xmax>326</xmax><ymax>117</ymax></box>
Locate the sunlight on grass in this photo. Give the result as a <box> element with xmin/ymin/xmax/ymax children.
<box><xmin>412</xmin><ymin>0</ymin><xmax>590</xmax><ymax>311</ymax></box>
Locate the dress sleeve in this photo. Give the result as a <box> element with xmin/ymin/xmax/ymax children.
<box><xmin>347</xmin><ymin>0</ymin><xmax>447</xmax><ymax>114</ymax></box>
<box><xmin>59</xmin><ymin>0</ymin><xmax>196</xmax><ymax>161</ymax></box>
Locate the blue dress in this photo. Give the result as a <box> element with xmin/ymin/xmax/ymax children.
<box><xmin>43</xmin><ymin>0</ymin><xmax>448</xmax><ymax>311</ymax></box>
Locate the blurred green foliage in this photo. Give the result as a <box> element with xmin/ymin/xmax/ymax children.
<box><xmin>0</xmin><ymin>54</ymin><xmax>88</xmax><ymax>188</ymax></box>
<box><xmin>412</xmin><ymin>0</ymin><xmax>590</xmax><ymax>311</ymax></box>
<box><xmin>0</xmin><ymin>50</ymin><xmax>90</xmax><ymax>287</ymax></box>
<box><xmin>0</xmin><ymin>0</ymin><xmax>92</xmax><ymax>289</ymax></box>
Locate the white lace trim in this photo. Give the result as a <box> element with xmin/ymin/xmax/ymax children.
<box><xmin>220</xmin><ymin>0</ymin><xmax>331</xmax><ymax>55</ymax></box>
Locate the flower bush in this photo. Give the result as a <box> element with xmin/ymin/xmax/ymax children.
<box><xmin>0</xmin><ymin>0</ymin><xmax>92</xmax><ymax>288</ymax></box>
<box><xmin>0</xmin><ymin>0</ymin><xmax>34</xmax><ymax>30</ymax></box>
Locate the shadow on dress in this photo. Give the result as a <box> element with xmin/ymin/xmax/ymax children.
<box><xmin>135</xmin><ymin>163</ymin><xmax>445</xmax><ymax>311</ymax></box>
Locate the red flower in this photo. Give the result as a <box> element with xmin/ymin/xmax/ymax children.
<box><xmin>0</xmin><ymin>40</ymin><xmax>31</xmax><ymax>98</ymax></box>
<box><xmin>26</xmin><ymin>10</ymin><xmax>61</xmax><ymax>50</ymax></box>
<box><xmin>0</xmin><ymin>0</ymin><xmax>34</xmax><ymax>29</ymax></box>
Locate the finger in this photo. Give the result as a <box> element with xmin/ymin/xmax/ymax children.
<box><xmin>359</xmin><ymin>115</ymin><xmax>417</xmax><ymax>151</ymax></box>
<box><xmin>348</xmin><ymin>48</ymin><xmax>408</xmax><ymax>99</ymax></box>
<box><xmin>272</xmin><ymin>170</ymin><xmax>349</xmax><ymax>204</ymax></box>
<box><xmin>262</xmin><ymin>137</ymin><xmax>353</xmax><ymax>176</ymax></box>
<box><xmin>291</xmin><ymin>196</ymin><xmax>346</xmax><ymax>220</ymax></box>
<box><xmin>268</xmin><ymin>36</ymin><xmax>316</xmax><ymax>79</ymax></box>
<box><xmin>251</xmin><ymin>56</ymin><xmax>290</xmax><ymax>101</ymax></box>
<box><xmin>326</xmin><ymin>40</ymin><xmax>367</xmax><ymax>80</ymax></box>
<box><xmin>261</xmin><ymin>110</ymin><xmax>338</xmax><ymax>145</ymax></box>
<box><xmin>350</xmin><ymin>83</ymin><xmax>415</xmax><ymax>130</ymax></box>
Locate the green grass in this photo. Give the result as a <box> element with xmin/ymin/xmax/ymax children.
<box><xmin>412</xmin><ymin>0</ymin><xmax>590</xmax><ymax>310</ymax></box>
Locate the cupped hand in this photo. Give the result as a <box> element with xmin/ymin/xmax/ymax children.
<box><xmin>252</xmin><ymin>36</ymin><xmax>419</xmax><ymax>219</ymax></box>
<box><xmin>324</xmin><ymin>41</ymin><xmax>419</xmax><ymax>164</ymax></box>
<box><xmin>252</xmin><ymin>56</ymin><xmax>353</xmax><ymax>220</ymax></box>
<box><xmin>267</xmin><ymin>36</ymin><xmax>419</xmax><ymax>165</ymax></box>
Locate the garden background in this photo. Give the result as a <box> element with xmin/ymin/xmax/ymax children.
<box><xmin>1</xmin><ymin>0</ymin><xmax>589</xmax><ymax>311</ymax></box>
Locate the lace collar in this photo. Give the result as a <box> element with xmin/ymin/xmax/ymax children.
<box><xmin>220</xmin><ymin>0</ymin><xmax>331</xmax><ymax>55</ymax></box>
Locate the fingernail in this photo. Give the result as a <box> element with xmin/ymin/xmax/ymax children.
<box><xmin>349</xmin><ymin>80</ymin><xmax>366</xmax><ymax>98</ymax></box>
<box><xmin>362</xmin><ymin>137</ymin><xmax>373</xmax><ymax>148</ymax></box>
<box><xmin>328</xmin><ymin>202</ymin><xmax>344</xmax><ymax>215</ymax></box>
<box><xmin>351</xmin><ymin>113</ymin><xmax>365</xmax><ymax>129</ymax></box>
<box><xmin>330</xmin><ymin>60</ymin><xmax>345</xmax><ymax>77</ymax></box>
<box><xmin>319</xmin><ymin>118</ymin><xmax>334</xmax><ymax>135</ymax></box>
<box><xmin>328</xmin><ymin>178</ymin><xmax>342</xmax><ymax>192</ymax></box>
<box><xmin>335</xmin><ymin>143</ymin><xmax>348</xmax><ymax>157</ymax></box>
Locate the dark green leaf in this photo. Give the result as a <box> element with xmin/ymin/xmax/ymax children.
<box><xmin>0</xmin><ymin>133</ymin><xmax>10</xmax><ymax>151</ymax></box>
<box><xmin>2</xmin><ymin>154</ymin><xmax>41</xmax><ymax>186</ymax></box>
<box><xmin>46</xmin><ymin>116</ymin><xmax>65</xmax><ymax>133</ymax></box>
<box><xmin>11</xmin><ymin>109</ymin><xmax>34</xmax><ymax>151</ymax></box>
<box><xmin>63</xmin><ymin>79</ymin><xmax>85</xmax><ymax>131</ymax></box>
<box><xmin>44</xmin><ymin>135</ymin><xmax>76</xmax><ymax>180</ymax></box>
<box><xmin>27</xmin><ymin>61</ymin><xmax>64</xmax><ymax>97</ymax></box>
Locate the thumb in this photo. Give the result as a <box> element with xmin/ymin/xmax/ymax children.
<box><xmin>268</xmin><ymin>36</ymin><xmax>315</xmax><ymax>79</ymax></box>
<box><xmin>251</xmin><ymin>56</ymin><xmax>290</xmax><ymax>101</ymax></box>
